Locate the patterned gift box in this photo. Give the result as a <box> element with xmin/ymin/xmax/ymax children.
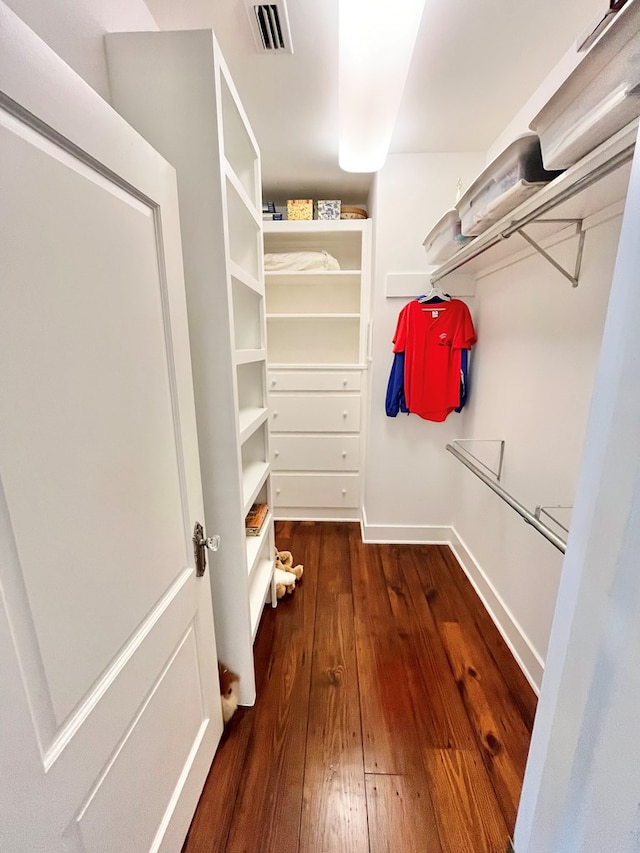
<box><xmin>287</xmin><ymin>199</ymin><xmax>313</xmax><ymax>220</ymax></box>
<box><xmin>315</xmin><ymin>199</ymin><xmax>341</xmax><ymax>220</ymax></box>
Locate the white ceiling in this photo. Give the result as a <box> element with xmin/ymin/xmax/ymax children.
<box><xmin>143</xmin><ymin>0</ymin><xmax>605</xmax><ymax>203</ymax></box>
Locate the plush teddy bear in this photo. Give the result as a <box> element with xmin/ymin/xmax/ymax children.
<box><xmin>275</xmin><ymin>549</ymin><xmax>304</xmax><ymax>581</ymax></box>
<box><xmin>274</xmin><ymin>566</ymin><xmax>297</xmax><ymax>599</ymax></box>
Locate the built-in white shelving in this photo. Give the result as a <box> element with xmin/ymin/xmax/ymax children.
<box><xmin>106</xmin><ymin>28</ymin><xmax>274</xmax><ymax>706</ymax></box>
<box><xmin>264</xmin><ymin>219</ymin><xmax>371</xmax><ymax>520</ymax></box>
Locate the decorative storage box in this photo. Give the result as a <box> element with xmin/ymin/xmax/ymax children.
<box><xmin>457</xmin><ymin>134</ymin><xmax>562</xmax><ymax>237</ymax></box>
<box><xmin>315</xmin><ymin>199</ymin><xmax>341</xmax><ymax>220</ymax></box>
<box><xmin>423</xmin><ymin>208</ymin><xmax>471</xmax><ymax>265</ymax></box>
<box><xmin>530</xmin><ymin>0</ymin><xmax>640</xmax><ymax>170</ymax></box>
<box><xmin>287</xmin><ymin>199</ymin><xmax>313</xmax><ymax>220</ymax></box>
<box><xmin>340</xmin><ymin>205</ymin><xmax>367</xmax><ymax>220</ymax></box>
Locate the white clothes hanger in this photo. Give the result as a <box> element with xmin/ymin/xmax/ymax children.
<box><xmin>417</xmin><ymin>282</ymin><xmax>451</xmax><ymax>302</ymax></box>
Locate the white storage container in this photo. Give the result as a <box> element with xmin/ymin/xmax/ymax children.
<box><xmin>457</xmin><ymin>134</ymin><xmax>562</xmax><ymax>237</ymax></box>
<box><xmin>422</xmin><ymin>209</ymin><xmax>471</xmax><ymax>264</ymax></box>
<box><xmin>530</xmin><ymin>0</ymin><xmax>640</xmax><ymax>170</ymax></box>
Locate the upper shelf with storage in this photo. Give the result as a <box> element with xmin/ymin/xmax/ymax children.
<box><xmin>263</xmin><ymin>219</ymin><xmax>371</xmax><ymax>367</ymax></box>
<box><xmin>429</xmin><ymin>120</ymin><xmax>637</xmax><ymax>284</ymax></box>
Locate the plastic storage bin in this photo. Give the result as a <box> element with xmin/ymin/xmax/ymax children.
<box><xmin>457</xmin><ymin>134</ymin><xmax>562</xmax><ymax>237</ymax></box>
<box><xmin>530</xmin><ymin>0</ymin><xmax>640</xmax><ymax>169</ymax></box>
<box><xmin>423</xmin><ymin>209</ymin><xmax>471</xmax><ymax>264</ymax></box>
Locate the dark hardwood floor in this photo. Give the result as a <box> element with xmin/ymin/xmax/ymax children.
<box><xmin>183</xmin><ymin>521</ymin><xmax>537</xmax><ymax>853</ymax></box>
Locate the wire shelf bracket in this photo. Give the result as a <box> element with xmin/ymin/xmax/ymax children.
<box><xmin>446</xmin><ymin>441</ymin><xmax>568</xmax><ymax>553</ymax></box>
<box><xmin>534</xmin><ymin>504</ymin><xmax>572</xmax><ymax>535</ymax></box>
<box><xmin>450</xmin><ymin>438</ymin><xmax>505</xmax><ymax>481</ymax></box>
<box><xmin>512</xmin><ymin>218</ymin><xmax>586</xmax><ymax>287</ymax></box>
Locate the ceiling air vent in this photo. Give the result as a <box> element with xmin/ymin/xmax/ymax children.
<box><xmin>245</xmin><ymin>1</ymin><xmax>293</xmax><ymax>54</ymax></box>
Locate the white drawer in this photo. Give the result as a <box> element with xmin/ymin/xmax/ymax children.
<box><xmin>268</xmin><ymin>370</ymin><xmax>362</xmax><ymax>392</ymax></box>
<box><xmin>271</xmin><ymin>435</ymin><xmax>360</xmax><ymax>471</ymax></box>
<box><xmin>272</xmin><ymin>473</ymin><xmax>360</xmax><ymax>508</ymax></box>
<box><xmin>270</xmin><ymin>394</ymin><xmax>360</xmax><ymax>432</ymax></box>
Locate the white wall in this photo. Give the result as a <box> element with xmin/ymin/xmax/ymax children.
<box><xmin>362</xmin><ymin>151</ymin><xmax>485</xmax><ymax>539</ymax></box>
<box><xmin>515</xmin><ymin>123</ymin><xmax>640</xmax><ymax>853</ymax></box>
<box><xmin>3</xmin><ymin>0</ymin><xmax>157</xmax><ymax>100</ymax></box>
<box><xmin>451</xmin><ymin>209</ymin><xmax>622</xmax><ymax>688</ymax></box>
<box><xmin>364</xmin><ymin>147</ymin><xmax>623</xmax><ymax>688</ymax></box>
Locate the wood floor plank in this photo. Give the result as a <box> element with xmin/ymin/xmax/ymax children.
<box><xmin>224</xmin><ymin>522</ymin><xmax>320</xmax><ymax>853</ymax></box>
<box><xmin>183</xmin><ymin>523</ymin><xmax>534</xmax><ymax>853</ymax></box>
<box><xmin>300</xmin><ymin>523</ymin><xmax>368</xmax><ymax>853</ymax></box>
<box><xmin>410</xmin><ymin>543</ymin><xmax>536</xmax><ymax>734</ymax></box>
<box><xmin>440</xmin><ymin>621</ymin><xmax>531</xmax><ymax>832</ymax></box>
<box><xmin>410</xmin><ymin>543</ymin><xmax>467</xmax><ymax>623</ymax></box>
<box><xmin>349</xmin><ymin>532</ymin><xmax>423</xmax><ymax>775</ymax></box>
<box><xmin>182</xmin><ymin>596</ymin><xmax>277</xmax><ymax>853</ymax></box>
<box><xmin>366</xmin><ymin>774</ymin><xmax>443</xmax><ymax>853</ymax></box>
<box><xmin>379</xmin><ymin>545</ymin><xmax>477</xmax><ymax>751</ymax></box>
<box><xmin>437</xmin><ymin>546</ymin><xmax>538</xmax><ymax>730</ymax></box>
<box><xmin>424</xmin><ymin>749</ymin><xmax>510</xmax><ymax>853</ymax></box>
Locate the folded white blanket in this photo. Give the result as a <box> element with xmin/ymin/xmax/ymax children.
<box><xmin>264</xmin><ymin>250</ymin><xmax>341</xmax><ymax>271</ymax></box>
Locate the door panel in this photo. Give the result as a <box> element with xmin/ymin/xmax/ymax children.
<box><xmin>74</xmin><ymin>627</ymin><xmax>204</xmax><ymax>852</ymax></box>
<box><xmin>1</xmin><ymin>115</ymin><xmax>187</xmax><ymax>726</ymax></box>
<box><xmin>0</xmin><ymin>5</ymin><xmax>221</xmax><ymax>850</ymax></box>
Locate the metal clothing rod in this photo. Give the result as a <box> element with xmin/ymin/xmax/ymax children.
<box><xmin>432</xmin><ymin>142</ymin><xmax>635</xmax><ymax>284</ymax></box>
<box><xmin>446</xmin><ymin>443</ymin><xmax>567</xmax><ymax>553</ymax></box>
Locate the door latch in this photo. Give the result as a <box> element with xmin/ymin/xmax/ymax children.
<box><xmin>192</xmin><ymin>521</ymin><xmax>221</xmax><ymax>577</ymax></box>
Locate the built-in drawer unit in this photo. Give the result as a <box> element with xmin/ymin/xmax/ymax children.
<box><xmin>268</xmin><ymin>370</ymin><xmax>362</xmax><ymax>392</ymax></box>
<box><xmin>270</xmin><ymin>394</ymin><xmax>360</xmax><ymax>433</ymax></box>
<box><xmin>271</xmin><ymin>435</ymin><xmax>360</xmax><ymax>471</ymax></box>
<box><xmin>272</xmin><ymin>473</ymin><xmax>359</xmax><ymax>508</ymax></box>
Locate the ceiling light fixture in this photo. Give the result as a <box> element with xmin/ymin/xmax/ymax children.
<box><xmin>338</xmin><ymin>0</ymin><xmax>427</xmax><ymax>173</ymax></box>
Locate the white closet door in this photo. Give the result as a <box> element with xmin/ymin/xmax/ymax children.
<box><xmin>0</xmin><ymin>6</ymin><xmax>221</xmax><ymax>851</ymax></box>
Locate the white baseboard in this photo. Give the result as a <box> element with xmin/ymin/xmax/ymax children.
<box><xmin>359</xmin><ymin>510</ymin><xmax>543</xmax><ymax>693</ymax></box>
<box><xmin>449</xmin><ymin>526</ymin><xmax>543</xmax><ymax>694</ymax></box>
<box><xmin>360</xmin><ymin>506</ymin><xmax>452</xmax><ymax>544</ymax></box>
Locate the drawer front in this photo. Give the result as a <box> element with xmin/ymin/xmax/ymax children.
<box><xmin>271</xmin><ymin>435</ymin><xmax>360</xmax><ymax>471</ymax></box>
<box><xmin>268</xmin><ymin>371</ymin><xmax>362</xmax><ymax>392</ymax></box>
<box><xmin>272</xmin><ymin>473</ymin><xmax>360</xmax><ymax>508</ymax></box>
<box><xmin>270</xmin><ymin>395</ymin><xmax>360</xmax><ymax>432</ymax></box>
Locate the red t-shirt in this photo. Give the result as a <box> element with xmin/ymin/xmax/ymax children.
<box><xmin>393</xmin><ymin>299</ymin><xmax>477</xmax><ymax>422</ymax></box>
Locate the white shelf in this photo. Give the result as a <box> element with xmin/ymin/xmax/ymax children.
<box><xmin>230</xmin><ymin>260</ymin><xmax>262</xmax><ymax>295</ymax></box>
<box><xmin>269</xmin><ymin>362</ymin><xmax>367</xmax><ymax>370</ymax></box>
<box><xmin>242</xmin><ymin>460</ymin><xmax>271</xmax><ymax>514</ymax></box>
<box><xmin>266</xmin><ymin>313</ymin><xmax>360</xmax><ymax>320</ymax></box>
<box><xmin>234</xmin><ymin>348</ymin><xmax>266</xmax><ymax>365</ymax></box>
<box><xmin>264</xmin><ymin>270</ymin><xmax>362</xmax><ymax>279</ymax></box>
<box><xmin>264</xmin><ymin>219</ymin><xmax>367</xmax><ymax>234</ymax></box>
<box><xmin>431</xmin><ymin>120</ymin><xmax>637</xmax><ymax>283</ymax></box>
<box><xmin>249</xmin><ymin>555</ymin><xmax>273</xmax><ymax>641</ymax></box>
<box><xmin>238</xmin><ymin>406</ymin><xmax>269</xmax><ymax>443</ymax></box>
<box><xmin>224</xmin><ymin>160</ymin><xmax>261</xmax><ymax>226</ymax></box>
<box><xmin>245</xmin><ymin>510</ymin><xmax>273</xmax><ymax>576</ymax></box>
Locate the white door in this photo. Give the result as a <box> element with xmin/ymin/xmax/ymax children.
<box><xmin>0</xmin><ymin>6</ymin><xmax>223</xmax><ymax>851</ymax></box>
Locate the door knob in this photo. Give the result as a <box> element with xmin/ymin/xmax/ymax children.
<box><xmin>192</xmin><ymin>522</ymin><xmax>220</xmax><ymax>578</ymax></box>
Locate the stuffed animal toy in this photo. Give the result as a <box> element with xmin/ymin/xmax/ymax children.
<box><xmin>275</xmin><ymin>549</ymin><xmax>304</xmax><ymax>581</ymax></box>
<box><xmin>274</xmin><ymin>566</ymin><xmax>297</xmax><ymax>599</ymax></box>
<box><xmin>218</xmin><ymin>661</ymin><xmax>240</xmax><ymax>724</ymax></box>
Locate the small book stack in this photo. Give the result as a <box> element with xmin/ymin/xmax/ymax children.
<box><xmin>245</xmin><ymin>502</ymin><xmax>268</xmax><ymax>536</ymax></box>
<box><xmin>262</xmin><ymin>200</ymin><xmax>282</xmax><ymax>221</ymax></box>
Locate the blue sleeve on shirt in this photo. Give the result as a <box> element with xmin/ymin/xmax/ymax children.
<box><xmin>455</xmin><ymin>348</ymin><xmax>469</xmax><ymax>413</ymax></box>
<box><xmin>386</xmin><ymin>351</ymin><xmax>409</xmax><ymax>417</ymax></box>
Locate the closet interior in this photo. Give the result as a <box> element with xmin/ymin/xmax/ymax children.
<box><xmin>103</xmin><ymin>4</ymin><xmax>640</xmax><ymax>708</ymax></box>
